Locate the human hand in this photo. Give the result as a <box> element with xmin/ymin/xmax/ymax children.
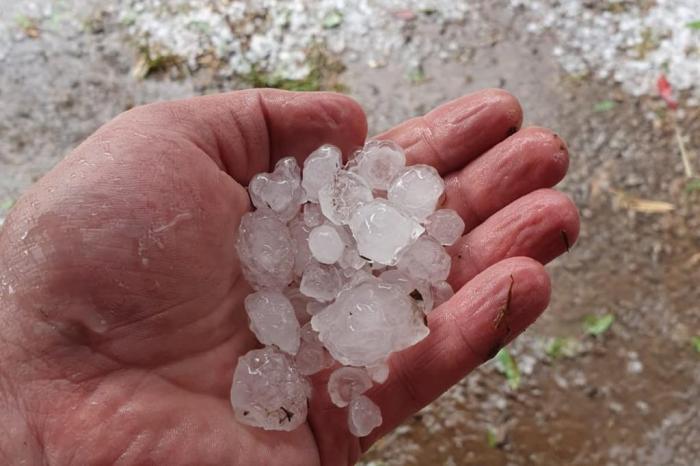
<box><xmin>0</xmin><ymin>89</ymin><xmax>579</xmax><ymax>465</ymax></box>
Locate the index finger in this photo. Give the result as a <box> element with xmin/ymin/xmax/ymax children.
<box><xmin>374</xmin><ymin>89</ymin><xmax>523</xmax><ymax>174</ymax></box>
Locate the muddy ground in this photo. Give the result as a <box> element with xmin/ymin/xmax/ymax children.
<box><xmin>1</xmin><ymin>2</ymin><xmax>698</xmax><ymax>465</ymax></box>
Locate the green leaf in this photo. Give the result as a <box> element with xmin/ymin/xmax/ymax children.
<box><xmin>0</xmin><ymin>199</ymin><xmax>14</xmax><ymax>210</ymax></box>
<box><xmin>407</xmin><ymin>64</ymin><xmax>426</xmax><ymax>84</ymax></box>
<box><xmin>692</xmin><ymin>336</ymin><xmax>700</xmax><ymax>353</ymax></box>
<box><xmin>687</xmin><ymin>20</ymin><xmax>700</xmax><ymax>30</ymax></box>
<box><xmin>594</xmin><ymin>100</ymin><xmax>616</xmax><ymax>112</ymax></box>
<box><xmin>685</xmin><ymin>178</ymin><xmax>700</xmax><ymax>193</ymax></box>
<box><xmin>496</xmin><ymin>348</ymin><xmax>520</xmax><ymax>390</ymax></box>
<box><xmin>583</xmin><ymin>314</ymin><xmax>615</xmax><ymax>336</ymax></box>
<box><xmin>486</xmin><ymin>428</ymin><xmax>498</xmax><ymax>448</ymax></box>
<box><xmin>545</xmin><ymin>337</ymin><xmax>580</xmax><ymax>359</ymax></box>
<box><xmin>322</xmin><ymin>10</ymin><xmax>343</xmax><ymax>29</ymax></box>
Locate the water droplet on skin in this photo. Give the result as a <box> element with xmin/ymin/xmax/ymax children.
<box><xmin>20</xmin><ymin>231</ymin><xmax>28</xmax><ymax>240</ymax></box>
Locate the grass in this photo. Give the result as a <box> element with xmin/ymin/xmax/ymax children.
<box><xmin>583</xmin><ymin>314</ymin><xmax>615</xmax><ymax>336</ymax></box>
<box><xmin>242</xmin><ymin>46</ymin><xmax>346</xmax><ymax>92</ymax></box>
<box><xmin>496</xmin><ymin>348</ymin><xmax>520</xmax><ymax>390</ymax></box>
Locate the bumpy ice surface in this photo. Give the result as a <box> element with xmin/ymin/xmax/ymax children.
<box><xmin>232</xmin><ymin>141</ymin><xmax>464</xmax><ymax>437</ymax></box>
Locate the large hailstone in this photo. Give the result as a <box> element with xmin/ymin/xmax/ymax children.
<box><xmin>348</xmin><ymin>199</ymin><xmax>424</xmax><ymax>265</ymax></box>
<box><xmin>387</xmin><ymin>164</ymin><xmax>444</xmax><ymax>221</ymax></box>
<box><xmin>235</xmin><ymin>211</ymin><xmax>294</xmax><ymax>290</ymax></box>
<box><xmin>230</xmin><ymin>347</ymin><xmax>311</xmax><ymax>431</ymax></box>
<box><xmin>249</xmin><ymin>157</ymin><xmax>304</xmax><ymax>221</ymax></box>
<box><xmin>244</xmin><ymin>291</ymin><xmax>300</xmax><ymax>355</ymax></box>
<box><xmin>397</xmin><ymin>235</ymin><xmax>452</xmax><ymax>284</ymax></box>
<box><xmin>319</xmin><ymin>170</ymin><xmax>373</xmax><ymax>225</ymax></box>
<box><xmin>425</xmin><ymin>209</ymin><xmax>465</xmax><ymax>246</ymax></box>
<box><xmin>310</xmin><ymin>278</ymin><xmax>429</xmax><ymax>366</ymax></box>
<box><xmin>350</xmin><ymin>140</ymin><xmax>406</xmax><ymax>190</ymax></box>
<box><xmin>302</xmin><ymin>145</ymin><xmax>342</xmax><ymax>202</ymax></box>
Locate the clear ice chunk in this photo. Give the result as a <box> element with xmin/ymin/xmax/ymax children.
<box><xmin>378</xmin><ymin>269</ymin><xmax>416</xmax><ymax>294</ymax></box>
<box><xmin>308</xmin><ymin>224</ymin><xmax>345</xmax><ymax>264</ymax></box>
<box><xmin>300</xmin><ymin>262</ymin><xmax>343</xmax><ymax>302</ymax></box>
<box><xmin>366</xmin><ymin>360</ymin><xmax>390</xmax><ymax>384</ymax></box>
<box><xmin>348</xmin><ymin>395</ymin><xmax>382</xmax><ymax>437</ymax></box>
<box><xmin>327</xmin><ymin>366</ymin><xmax>373</xmax><ymax>408</ymax></box>
<box><xmin>303</xmin><ymin>203</ymin><xmax>323</xmax><ymax>227</ymax></box>
<box><xmin>230</xmin><ymin>346</ymin><xmax>311</xmax><ymax>431</ymax></box>
<box><xmin>348</xmin><ymin>199</ymin><xmax>424</xmax><ymax>265</ymax></box>
<box><xmin>351</xmin><ymin>140</ymin><xmax>406</xmax><ymax>190</ymax></box>
<box><xmin>425</xmin><ymin>209</ymin><xmax>465</xmax><ymax>246</ymax></box>
<box><xmin>431</xmin><ymin>280</ymin><xmax>455</xmax><ymax>308</ymax></box>
<box><xmin>311</xmin><ymin>279</ymin><xmax>429</xmax><ymax>366</ymax></box>
<box><xmin>249</xmin><ymin>157</ymin><xmax>304</xmax><ymax>221</ymax></box>
<box><xmin>294</xmin><ymin>323</ymin><xmax>334</xmax><ymax>376</ymax></box>
<box><xmin>236</xmin><ymin>211</ymin><xmax>294</xmax><ymax>290</ymax></box>
<box><xmin>318</xmin><ymin>170</ymin><xmax>373</xmax><ymax>225</ymax></box>
<box><xmin>397</xmin><ymin>236</ymin><xmax>451</xmax><ymax>284</ymax></box>
<box><xmin>288</xmin><ymin>217</ymin><xmax>314</xmax><ymax>278</ymax></box>
<box><xmin>302</xmin><ymin>145</ymin><xmax>342</xmax><ymax>203</ymax></box>
<box><xmin>244</xmin><ymin>291</ymin><xmax>301</xmax><ymax>355</ymax></box>
<box><xmin>387</xmin><ymin>165</ymin><xmax>444</xmax><ymax>221</ymax></box>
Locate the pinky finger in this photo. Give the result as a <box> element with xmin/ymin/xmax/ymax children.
<box><xmin>360</xmin><ymin>256</ymin><xmax>551</xmax><ymax>449</ymax></box>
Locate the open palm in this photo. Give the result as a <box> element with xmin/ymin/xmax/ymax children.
<box><xmin>0</xmin><ymin>89</ymin><xmax>578</xmax><ymax>465</ymax></box>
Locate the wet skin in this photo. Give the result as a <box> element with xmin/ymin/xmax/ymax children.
<box><xmin>0</xmin><ymin>89</ymin><xmax>579</xmax><ymax>465</ymax></box>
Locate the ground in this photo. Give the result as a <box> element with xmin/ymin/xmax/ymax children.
<box><xmin>0</xmin><ymin>1</ymin><xmax>699</xmax><ymax>465</ymax></box>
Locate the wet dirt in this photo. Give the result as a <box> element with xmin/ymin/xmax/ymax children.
<box><xmin>0</xmin><ymin>2</ymin><xmax>698</xmax><ymax>465</ymax></box>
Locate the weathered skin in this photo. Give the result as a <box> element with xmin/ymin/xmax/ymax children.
<box><xmin>0</xmin><ymin>88</ymin><xmax>578</xmax><ymax>465</ymax></box>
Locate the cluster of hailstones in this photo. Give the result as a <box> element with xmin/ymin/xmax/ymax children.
<box><xmin>231</xmin><ymin>140</ymin><xmax>465</xmax><ymax>437</ymax></box>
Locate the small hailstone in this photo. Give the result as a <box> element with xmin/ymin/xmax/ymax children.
<box><xmin>378</xmin><ymin>269</ymin><xmax>416</xmax><ymax>294</ymax></box>
<box><xmin>397</xmin><ymin>236</ymin><xmax>452</xmax><ymax>284</ymax></box>
<box><xmin>327</xmin><ymin>366</ymin><xmax>373</xmax><ymax>408</ymax></box>
<box><xmin>288</xmin><ymin>218</ymin><xmax>314</xmax><ymax>278</ymax></box>
<box><xmin>308</xmin><ymin>224</ymin><xmax>345</xmax><ymax>264</ymax></box>
<box><xmin>306</xmin><ymin>301</ymin><xmax>326</xmax><ymax>315</ymax></box>
<box><xmin>319</xmin><ymin>170</ymin><xmax>373</xmax><ymax>225</ymax></box>
<box><xmin>302</xmin><ymin>145</ymin><xmax>342</xmax><ymax>202</ymax></box>
<box><xmin>244</xmin><ymin>291</ymin><xmax>300</xmax><ymax>355</ymax></box>
<box><xmin>231</xmin><ymin>346</ymin><xmax>310</xmax><ymax>431</ymax></box>
<box><xmin>338</xmin><ymin>246</ymin><xmax>368</xmax><ymax>271</ymax></box>
<box><xmin>300</xmin><ymin>262</ymin><xmax>343</xmax><ymax>302</ymax></box>
<box><xmin>351</xmin><ymin>140</ymin><xmax>406</xmax><ymax>190</ymax></box>
<box><xmin>348</xmin><ymin>199</ymin><xmax>424</xmax><ymax>265</ymax></box>
<box><xmin>366</xmin><ymin>361</ymin><xmax>390</xmax><ymax>384</ymax></box>
<box><xmin>348</xmin><ymin>395</ymin><xmax>382</xmax><ymax>437</ymax></box>
<box><xmin>387</xmin><ymin>165</ymin><xmax>444</xmax><ymax>221</ymax></box>
<box><xmin>426</xmin><ymin>209</ymin><xmax>465</xmax><ymax>246</ymax></box>
<box><xmin>249</xmin><ymin>157</ymin><xmax>304</xmax><ymax>221</ymax></box>
<box><xmin>236</xmin><ymin>211</ymin><xmax>294</xmax><ymax>290</ymax></box>
<box><xmin>311</xmin><ymin>279</ymin><xmax>429</xmax><ymax>366</ymax></box>
<box><xmin>294</xmin><ymin>323</ymin><xmax>334</xmax><ymax>376</ymax></box>
<box><xmin>431</xmin><ymin>280</ymin><xmax>455</xmax><ymax>308</ymax></box>
<box><xmin>303</xmin><ymin>203</ymin><xmax>323</xmax><ymax>227</ymax></box>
